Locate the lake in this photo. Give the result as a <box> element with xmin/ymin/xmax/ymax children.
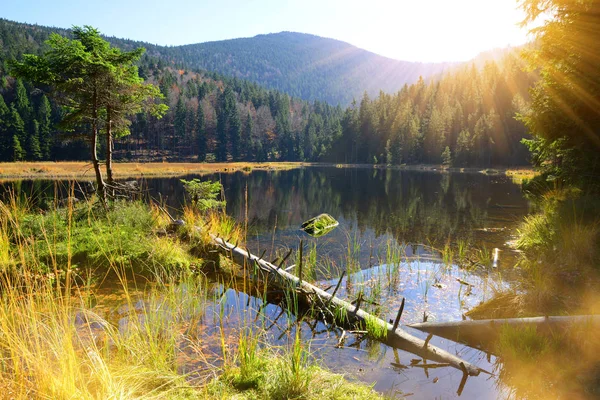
<box><xmin>4</xmin><ymin>166</ymin><xmax>531</xmax><ymax>399</ymax></box>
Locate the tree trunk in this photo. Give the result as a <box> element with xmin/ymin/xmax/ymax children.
<box><xmin>106</xmin><ymin>105</ymin><xmax>114</xmax><ymax>186</ymax></box>
<box><xmin>209</xmin><ymin>233</ymin><xmax>484</xmax><ymax>377</ymax></box>
<box><xmin>91</xmin><ymin>88</ymin><xmax>105</xmax><ymax>203</ymax></box>
<box><xmin>409</xmin><ymin>315</ymin><xmax>600</xmax><ymax>353</ymax></box>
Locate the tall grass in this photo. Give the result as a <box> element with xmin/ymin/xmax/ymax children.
<box><xmin>0</xmin><ymin>191</ymin><xmax>384</xmax><ymax>399</ymax></box>
<box><xmin>0</xmin><ymin>267</ymin><xmax>207</xmax><ymax>398</ymax></box>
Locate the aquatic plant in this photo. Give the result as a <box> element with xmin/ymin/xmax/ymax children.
<box><xmin>364</xmin><ymin>314</ymin><xmax>387</xmax><ymax>340</ymax></box>
<box><xmin>180</xmin><ymin>179</ymin><xmax>226</xmax><ymax>212</ymax></box>
<box><xmin>301</xmin><ymin>213</ymin><xmax>339</xmax><ymax>237</ymax></box>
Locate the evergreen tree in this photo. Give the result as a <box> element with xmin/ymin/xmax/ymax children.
<box><xmin>390</xmin><ymin>133</ymin><xmax>403</xmax><ymax>166</ymax></box>
<box><xmin>455</xmin><ymin>129</ymin><xmax>472</xmax><ymax>166</ymax></box>
<box><xmin>215</xmin><ymin>89</ymin><xmax>229</xmax><ymax>162</ymax></box>
<box><xmin>441</xmin><ymin>146</ymin><xmax>452</xmax><ymax>167</ymax></box>
<box><xmin>0</xmin><ymin>94</ymin><xmax>10</xmax><ymax>158</ymax></box>
<box><xmin>196</xmin><ymin>103</ymin><xmax>206</xmax><ymax>161</ymax></box>
<box><xmin>358</xmin><ymin>92</ymin><xmax>376</xmax><ymax>163</ymax></box>
<box><xmin>174</xmin><ymin>95</ymin><xmax>186</xmax><ymax>153</ymax></box>
<box><xmin>242</xmin><ymin>111</ymin><xmax>253</xmax><ymax>160</ymax></box>
<box><xmin>8</xmin><ymin>105</ymin><xmax>26</xmax><ymax>147</ymax></box>
<box><xmin>37</xmin><ymin>95</ymin><xmax>52</xmax><ymax>159</ymax></box>
<box><xmin>519</xmin><ymin>0</ymin><xmax>600</xmax><ymax>190</ymax></box>
<box><xmin>229</xmin><ymin>105</ymin><xmax>242</xmax><ymax>160</ymax></box>
<box><xmin>14</xmin><ymin>78</ymin><xmax>31</xmax><ymax>121</ymax></box>
<box><xmin>28</xmin><ymin>120</ymin><xmax>42</xmax><ymax>160</ymax></box>
<box><xmin>11</xmin><ymin>135</ymin><xmax>25</xmax><ymax>161</ymax></box>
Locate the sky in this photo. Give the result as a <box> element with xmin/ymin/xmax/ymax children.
<box><xmin>2</xmin><ymin>0</ymin><xmax>533</xmax><ymax>62</ymax></box>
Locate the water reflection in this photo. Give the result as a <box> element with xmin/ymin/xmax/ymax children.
<box><xmin>1</xmin><ymin>168</ymin><xmax>529</xmax><ymax>271</ymax></box>
<box><xmin>1</xmin><ymin>167</ymin><xmax>530</xmax><ymax>399</ymax></box>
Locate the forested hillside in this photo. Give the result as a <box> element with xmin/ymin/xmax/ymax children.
<box><xmin>0</xmin><ymin>19</ymin><xmax>452</xmax><ymax>105</ymax></box>
<box><xmin>331</xmin><ymin>55</ymin><xmax>537</xmax><ymax>165</ymax></box>
<box><xmin>0</xmin><ymin>18</ymin><xmax>534</xmax><ymax>166</ymax></box>
<box><xmin>156</xmin><ymin>32</ymin><xmax>453</xmax><ymax>105</ymax></box>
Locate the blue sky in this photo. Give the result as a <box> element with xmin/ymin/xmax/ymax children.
<box><xmin>2</xmin><ymin>0</ymin><xmax>532</xmax><ymax>62</ymax></box>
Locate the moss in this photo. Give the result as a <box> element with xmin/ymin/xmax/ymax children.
<box><xmin>209</xmin><ymin>353</ymin><xmax>384</xmax><ymax>400</ymax></box>
<box><xmin>2</xmin><ymin>200</ymin><xmax>199</xmax><ymax>275</ymax></box>
<box><xmin>301</xmin><ymin>213</ymin><xmax>339</xmax><ymax>237</ymax></box>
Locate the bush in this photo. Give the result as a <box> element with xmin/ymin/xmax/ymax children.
<box><xmin>181</xmin><ymin>179</ymin><xmax>226</xmax><ymax>212</ymax></box>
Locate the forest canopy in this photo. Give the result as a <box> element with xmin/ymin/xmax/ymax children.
<box><xmin>0</xmin><ymin>18</ymin><xmax>535</xmax><ymax>167</ymax></box>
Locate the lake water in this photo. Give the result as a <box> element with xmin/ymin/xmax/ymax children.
<box><xmin>5</xmin><ymin>166</ymin><xmax>531</xmax><ymax>399</ymax></box>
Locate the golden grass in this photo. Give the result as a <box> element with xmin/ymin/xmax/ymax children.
<box><xmin>0</xmin><ymin>191</ymin><xmax>384</xmax><ymax>399</ymax></box>
<box><xmin>0</xmin><ymin>161</ymin><xmax>308</xmax><ymax>180</ymax></box>
<box><xmin>505</xmin><ymin>168</ymin><xmax>538</xmax><ymax>184</ymax></box>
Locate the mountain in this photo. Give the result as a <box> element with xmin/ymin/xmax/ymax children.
<box><xmin>0</xmin><ymin>18</ymin><xmax>534</xmax><ymax>167</ymax></box>
<box><xmin>162</xmin><ymin>32</ymin><xmax>454</xmax><ymax>105</ymax></box>
<box><xmin>0</xmin><ymin>19</ymin><xmax>453</xmax><ymax>105</ymax></box>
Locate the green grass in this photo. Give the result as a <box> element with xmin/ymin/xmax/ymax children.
<box><xmin>0</xmin><ymin>192</ymin><xmax>385</xmax><ymax>399</ymax></box>
<box><xmin>494</xmin><ymin>322</ymin><xmax>600</xmax><ymax>399</ymax></box>
<box><xmin>468</xmin><ymin>188</ymin><xmax>600</xmax><ymax>398</ymax></box>
<box><xmin>213</xmin><ymin>329</ymin><xmax>384</xmax><ymax>400</ymax></box>
<box><xmin>0</xmin><ymin>198</ymin><xmax>195</xmax><ymax>276</ymax></box>
<box><xmin>363</xmin><ymin>314</ymin><xmax>387</xmax><ymax>340</ymax></box>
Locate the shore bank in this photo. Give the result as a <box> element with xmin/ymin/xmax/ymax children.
<box><xmin>0</xmin><ymin>161</ymin><xmax>534</xmax><ymax>180</ymax></box>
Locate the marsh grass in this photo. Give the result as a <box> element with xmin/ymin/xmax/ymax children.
<box><xmin>495</xmin><ymin>322</ymin><xmax>600</xmax><ymax>399</ymax></box>
<box><xmin>363</xmin><ymin>314</ymin><xmax>387</xmax><ymax>340</ymax></box>
<box><xmin>0</xmin><ymin>161</ymin><xmax>304</xmax><ymax>179</ymax></box>
<box><xmin>466</xmin><ymin>189</ymin><xmax>600</xmax><ymax>398</ymax></box>
<box><xmin>0</xmin><ymin>194</ymin><xmax>193</xmax><ymax>277</ymax></box>
<box><xmin>471</xmin><ymin>189</ymin><xmax>600</xmax><ymax>318</ymax></box>
<box><xmin>0</xmin><ymin>189</ymin><xmax>384</xmax><ymax>399</ymax></box>
<box><xmin>0</xmin><ymin>267</ymin><xmax>208</xmax><ymax>399</ymax></box>
<box><xmin>473</xmin><ymin>245</ymin><xmax>493</xmax><ymax>267</ymax></box>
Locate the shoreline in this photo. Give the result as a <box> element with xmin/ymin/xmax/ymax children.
<box><xmin>0</xmin><ymin>161</ymin><xmax>535</xmax><ymax>180</ymax></box>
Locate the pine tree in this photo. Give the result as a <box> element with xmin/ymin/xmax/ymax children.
<box><xmin>519</xmin><ymin>0</ymin><xmax>600</xmax><ymax>189</ymax></box>
<box><xmin>37</xmin><ymin>95</ymin><xmax>52</xmax><ymax>159</ymax></box>
<box><xmin>196</xmin><ymin>102</ymin><xmax>206</xmax><ymax>161</ymax></box>
<box><xmin>11</xmin><ymin>135</ymin><xmax>25</xmax><ymax>161</ymax></box>
<box><xmin>215</xmin><ymin>89</ymin><xmax>229</xmax><ymax>162</ymax></box>
<box><xmin>0</xmin><ymin>94</ymin><xmax>10</xmax><ymax>159</ymax></box>
<box><xmin>242</xmin><ymin>111</ymin><xmax>253</xmax><ymax>161</ymax></box>
<box><xmin>174</xmin><ymin>95</ymin><xmax>186</xmax><ymax>155</ymax></box>
<box><xmin>28</xmin><ymin>120</ymin><xmax>42</xmax><ymax>160</ymax></box>
<box><xmin>8</xmin><ymin>105</ymin><xmax>26</xmax><ymax>147</ymax></box>
<box><xmin>441</xmin><ymin>146</ymin><xmax>452</xmax><ymax>167</ymax></box>
<box><xmin>14</xmin><ymin>78</ymin><xmax>31</xmax><ymax>121</ymax></box>
<box><xmin>229</xmin><ymin>105</ymin><xmax>242</xmax><ymax>160</ymax></box>
<box><xmin>358</xmin><ymin>92</ymin><xmax>375</xmax><ymax>162</ymax></box>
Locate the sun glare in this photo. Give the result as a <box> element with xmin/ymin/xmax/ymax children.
<box><xmin>338</xmin><ymin>0</ymin><xmax>532</xmax><ymax>62</ymax></box>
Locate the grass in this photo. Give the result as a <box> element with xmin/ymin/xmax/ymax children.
<box><xmin>214</xmin><ymin>328</ymin><xmax>384</xmax><ymax>400</ymax></box>
<box><xmin>0</xmin><ymin>190</ymin><xmax>385</xmax><ymax>399</ymax></box>
<box><xmin>0</xmin><ymin>267</ymin><xmax>208</xmax><ymax>399</ymax></box>
<box><xmin>363</xmin><ymin>314</ymin><xmax>387</xmax><ymax>340</ymax></box>
<box><xmin>467</xmin><ymin>188</ymin><xmax>600</xmax><ymax>398</ymax></box>
<box><xmin>505</xmin><ymin>168</ymin><xmax>538</xmax><ymax>185</ymax></box>
<box><xmin>471</xmin><ymin>188</ymin><xmax>600</xmax><ymax>318</ymax></box>
<box><xmin>0</xmin><ymin>195</ymin><xmax>194</xmax><ymax>276</ymax></box>
<box><xmin>0</xmin><ymin>161</ymin><xmax>307</xmax><ymax>180</ymax></box>
<box><xmin>494</xmin><ymin>322</ymin><xmax>600</xmax><ymax>399</ymax></box>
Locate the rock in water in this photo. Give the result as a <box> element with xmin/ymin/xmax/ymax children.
<box><xmin>301</xmin><ymin>213</ymin><xmax>339</xmax><ymax>237</ymax></box>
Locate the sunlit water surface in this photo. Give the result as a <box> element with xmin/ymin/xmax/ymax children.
<box><xmin>7</xmin><ymin>167</ymin><xmax>531</xmax><ymax>399</ymax></box>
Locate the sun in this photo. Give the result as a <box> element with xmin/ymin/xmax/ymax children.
<box><xmin>341</xmin><ymin>0</ymin><xmax>532</xmax><ymax>62</ymax></box>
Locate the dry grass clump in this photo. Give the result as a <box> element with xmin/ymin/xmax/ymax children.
<box><xmin>0</xmin><ymin>161</ymin><xmax>305</xmax><ymax>180</ymax></box>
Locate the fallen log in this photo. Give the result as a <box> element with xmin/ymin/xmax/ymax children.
<box><xmin>408</xmin><ymin>315</ymin><xmax>600</xmax><ymax>353</ymax></box>
<box><xmin>210</xmin><ymin>233</ymin><xmax>484</xmax><ymax>376</ymax></box>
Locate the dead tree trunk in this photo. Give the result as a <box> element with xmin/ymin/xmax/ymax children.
<box><xmin>409</xmin><ymin>315</ymin><xmax>600</xmax><ymax>352</ymax></box>
<box><xmin>210</xmin><ymin>234</ymin><xmax>484</xmax><ymax>376</ymax></box>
